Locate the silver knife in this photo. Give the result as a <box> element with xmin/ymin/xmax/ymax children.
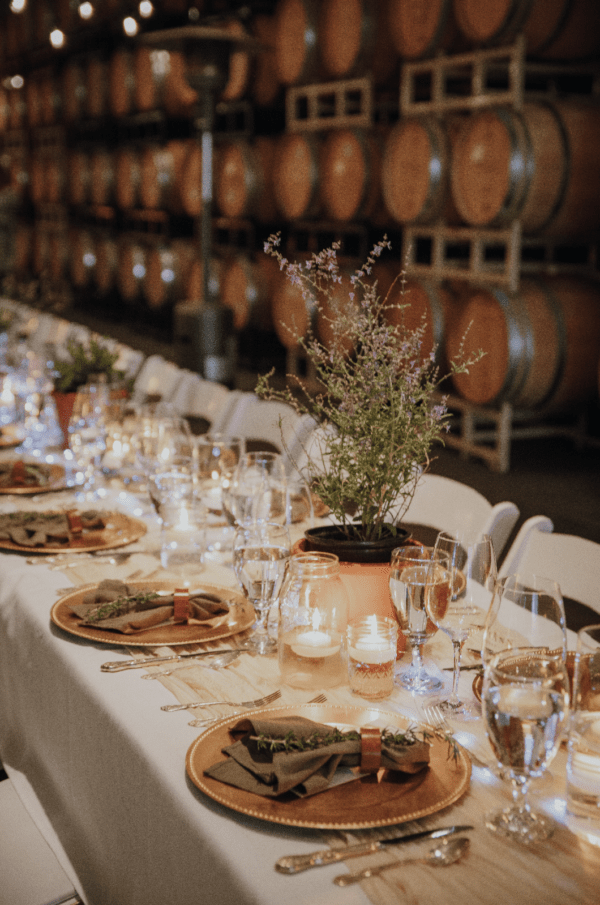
<box><xmin>100</xmin><ymin>649</ymin><xmax>241</xmax><ymax>672</ymax></box>
<box><xmin>274</xmin><ymin>825</ymin><xmax>474</xmax><ymax>874</ymax></box>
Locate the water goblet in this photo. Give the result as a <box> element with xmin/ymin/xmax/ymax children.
<box><xmin>195</xmin><ymin>434</ymin><xmax>245</xmax><ymax>562</ymax></box>
<box><xmin>68</xmin><ymin>386</ymin><xmax>107</xmax><ymax>500</ymax></box>
<box><xmin>224</xmin><ymin>451</ymin><xmax>287</xmax><ymax>526</ymax></box>
<box><xmin>482</xmin><ymin>573</ymin><xmax>567</xmax><ymax>666</ymax></box>
<box><xmin>426</xmin><ymin>532</ymin><xmax>497</xmax><ymax>719</ymax></box>
<box><xmin>388</xmin><ymin>545</ymin><xmax>445</xmax><ymax>694</ymax></box>
<box><xmin>233</xmin><ymin>521</ymin><xmax>291</xmax><ymax>654</ymax></box>
<box><xmin>483</xmin><ymin>647</ymin><xmax>569</xmax><ymax>843</ymax></box>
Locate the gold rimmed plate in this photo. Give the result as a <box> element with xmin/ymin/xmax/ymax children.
<box><xmin>0</xmin><ymin>463</ymin><xmax>67</xmax><ymax>495</ymax></box>
<box><xmin>0</xmin><ymin>424</ymin><xmax>25</xmax><ymax>448</ymax></box>
<box><xmin>51</xmin><ymin>580</ymin><xmax>254</xmax><ymax>647</ymax></box>
<box><xmin>186</xmin><ymin>703</ymin><xmax>470</xmax><ymax>830</ymax></box>
<box><xmin>0</xmin><ymin>510</ymin><xmax>147</xmax><ymax>554</ymax></box>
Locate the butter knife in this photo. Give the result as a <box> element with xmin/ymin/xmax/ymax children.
<box><xmin>100</xmin><ymin>649</ymin><xmax>241</xmax><ymax>672</ymax></box>
<box><xmin>274</xmin><ymin>825</ymin><xmax>473</xmax><ymax>874</ymax></box>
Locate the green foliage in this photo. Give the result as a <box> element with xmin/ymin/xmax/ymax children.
<box><xmin>257</xmin><ymin>235</ymin><xmax>484</xmax><ymax>542</ymax></box>
<box><xmin>53</xmin><ymin>337</ymin><xmax>122</xmax><ymax>394</ymax></box>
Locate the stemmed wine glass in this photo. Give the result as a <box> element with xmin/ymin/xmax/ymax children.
<box><xmin>482</xmin><ymin>573</ymin><xmax>567</xmax><ymax>666</ymax></box>
<box><xmin>426</xmin><ymin>531</ymin><xmax>497</xmax><ymax>719</ymax></box>
<box><xmin>483</xmin><ymin>647</ymin><xmax>569</xmax><ymax>843</ymax></box>
<box><xmin>68</xmin><ymin>384</ymin><xmax>108</xmax><ymax>500</ymax></box>
<box><xmin>224</xmin><ymin>451</ymin><xmax>287</xmax><ymax>526</ymax></box>
<box><xmin>388</xmin><ymin>545</ymin><xmax>445</xmax><ymax>693</ymax></box>
<box><xmin>233</xmin><ymin>521</ymin><xmax>291</xmax><ymax>655</ymax></box>
<box><xmin>195</xmin><ymin>434</ymin><xmax>245</xmax><ymax>562</ymax></box>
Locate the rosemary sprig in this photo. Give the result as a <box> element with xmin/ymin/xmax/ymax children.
<box><xmin>86</xmin><ymin>591</ymin><xmax>159</xmax><ymax>623</ymax></box>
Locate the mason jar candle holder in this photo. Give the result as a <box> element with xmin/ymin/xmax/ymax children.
<box><xmin>278</xmin><ymin>552</ymin><xmax>348</xmax><ymax>689</ymax></box>
<box><xmin>347</xmin><ymin>616</ymin><xmax>398</xmax><ymax>700</ymax></box>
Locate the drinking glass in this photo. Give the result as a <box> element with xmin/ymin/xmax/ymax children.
<box><xmin>233</xmin><ymin>521</ymin><xmax>291</xmax><ymax>654</ymax></box>
<box><xmin>134</xmin><ymin>414</ymin><xmax>193</xmax><ymax>478</ymax></box>
<box><xmin>426</xmin><ymin>532</ymin><xmax>497</xmax><ymax>719</ymax></box>
<box><xmin>388</xmin><ymin>545</ymin><xmax>446</xmax><ymax>693</ymax></box>
<box><xmin>224</xmin><ymin>451</ymin><xmax>287</xmax><ymax>526</ymax></box>
<box><xmin>483</xmin><ymin>648</ymin><xmax>569</xmax><ymax>843</ymax></box>
<box><xmin>285</xmin><ymin>477</ymin><xmax>315</xmax><ymax>527</ymax></box>
<box><xmin>566</xmin><ymin>624</ymin><xmax>600</xmax><ymax>846</ymax></box>
<box><xmin>68</xmin><ymin>385</ymin><xmax>107</xmax><ymax>499</ymax></box>
<box><xmin>195</xmin><ymin>434</ymin><xmax>245</xmax><ymax>562</ymax></box>
<box><xmin>482</xmin><ymin>573</ymin><xmax>567</xmax><ymax>667</ymax></box>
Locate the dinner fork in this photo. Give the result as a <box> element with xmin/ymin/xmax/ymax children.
<box><xmin>422</xmin><ymin>704</ymin><xmax>489</xmax><ymax>770</ymax></box>
<box><xmin>161</xmin><ymin>689</ymin><xmax>282</xmax><ymax>712</ymax></box>
<box><xmin>188</xmin><ymin>693</ymin><xmax>327</xmax><ymax>728</ymax></box>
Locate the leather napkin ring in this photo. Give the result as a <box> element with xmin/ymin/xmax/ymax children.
<box><xmin>173</xmin><ymin>589</ymin><xmax>190</xmax><ymax>624</ymax></box>
<box><xmin>66</xmin><ymin>510</ymin><xmax>83</xmax><ymax>534</ymax></box>
<box><xmin>360</xmin><ymin>727</ymin><xmax>381</xmax><ymax>773</ymax></box>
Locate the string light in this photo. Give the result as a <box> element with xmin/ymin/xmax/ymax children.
<box><xmin>123</xmin><ymin>17</ymin><xmax>139</xmax><ymax>37</ymax></box>
<box><xmin>78</xmin><ymin>2</ymin><xmax>94</xmax><ymax>20</ymax></box>
<box><xmin>9</xmin><ymin>0</ymin><xmax>27</xmax><ymax>13</ymax></box>
<box><xmin>139</xmin><ymin>1</ymin><xmax>154</xmax><ymax>18</ymax></box>
<box><xmin>50</xmin><ymin>29</ymin><xmax>66</xmax><ymax>49</ymax></box>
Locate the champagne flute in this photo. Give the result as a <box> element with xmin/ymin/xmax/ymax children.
<box><xmin>233</xmin><ymin>521</ymin><xmax>291</xmax><ymax>655</ymax></box>
<box><xmin>482</xmin><ymin>573</ymin><xmax>567</xmax><ymax>666</ymax></box>
<box><xmin>426</xmin><ymin>532</ymin><xmax>497</xmax><ymax>719</ymax></box>
<box><xmin>388</xmin><ymin>545</ymin><xmax>446</xmax><ymax>693</ymax></box>
<box><xmin>483</xmin><ymin>648</ymin><xmax>569</xmax><ymax>843</ymax></box>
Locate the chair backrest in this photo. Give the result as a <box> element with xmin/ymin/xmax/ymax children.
<box><xmin>402</xmin><ymin>473</ymin><xmax>520</xmax><ymax>559</ymax></box>
<box><xmin>170</xmin><ymin>373</ymin><xmax>230</xmax><ymax>426</ymax></box>
<box><xmin>130</xmin><ymin>355</ymin><xmax>185</xmax><ymax>406</ymax></box>
<box><xmin>499</xmin><ymin>516</ymin><xmax>600</xmax><ymax>613</ymax></box>
<box><xmin>216</xmin><ymin>393</ymin><xmax>308</xmax><ymax>471</ymax></box>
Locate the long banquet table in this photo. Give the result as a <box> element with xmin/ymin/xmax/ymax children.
<box><xmin>0</xmin><ymin>482</ymin><xmax>598</xmax><ymax>905</ymax></box>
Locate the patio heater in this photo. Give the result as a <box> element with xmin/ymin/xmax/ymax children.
<box><xmin>141</xmin><ymin>25</ymin><xmax>259</xmax><ymax>382</ymax></box>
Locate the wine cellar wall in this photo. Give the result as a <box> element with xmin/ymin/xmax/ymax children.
<box><xmin>1</xmin><ymin>0</ymin><xmax>600</xmax><ymax>470</ymax></box>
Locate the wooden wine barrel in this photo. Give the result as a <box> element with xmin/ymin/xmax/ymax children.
<box><xmin>445</xmin><ymin>277</ymin><xmax>600</xmax><ymax>412</ymax></box>
<box><xmin>89</xmin><ymin>149</ymin><xmax>115</xmax><ymax>207</ymax></box>
<box><xmin>70</xmin><ymin>228</ymin><xmax>96</xmax><ymax>289</ymax></box>
<box><xmin>220</xmin><ymin>253</ymin><xmax>273</xmax><ymax>331</ymax></box>
<box><xmin>61</xmin><ymin>59</ymin><xmax>87</xmax><ymax>123</ymax></box>
<box><xmin>31</xmin><ymin>0</ymin><xmax>55</xmax><ymax>49</ymax></box>
<box><xmin>215</xmin><ymin>137</ymin><xmax>278</xmax><ymax>223</ymax></box>
<box><xmin>7</xmin><ymin>88</ymin><xmax>25</xmax><ymax>130</ymax></box>
<box><xmin>320</xmin><ymin>127</ymin><xmax>384</xmax><ymax>223</ymax></box>
<box><xmin>39</xmin><ymin>71</ymin><xmax>61</xmax><ymax>125</ymax></box>
<box><xmin>0</xmin><ymin>87</ymin><xmax>8</xmax><ymax>133</ymax></box>
<box><xmin>178</xmin><ymin>141</ymin><xmax>204</xmax><ymax>218</ymax></box>
<box><xmin>220</xmin><ymin>19</ymin><xmax>251</xmax><ymax>102</ymax></box>
<box><xmin>142</xmin><ymin>240</ymin><xmax>195</xmax><ymax>311</ymax></box>
<box><xmin>453</xmin><ymin>0</ymin><xmax>600</xmax><ymax>60</ymax></box>
<box><xmin>109</xmin><ymin>47</ymin><xmax>136</xmax><ymax>118</ymax></box>
<box><xmin>450</xmin><ymin>100</ymin><xmax>600</xmax><ymax>235</ymax></box>
<box><xmin>273</xmin><ymin>132</ymin><xmax>324</xmax><ymax>221</ymax></box>
<box><xmin>133</xmin><ymin>47</ymin><xmax>197</xmax><ymax>116</ymax></box>
<box><xmin>274</xmin><ymin>0</ymin><xmax>322</xmax><ymax>86</ymax></box>
<box><xmin>25</xmin><ymin>75</ymin><xmax>43</xmax><ymax>128</ymax></box>
<box><xmin>46</xmin><ymin>155</ymin><xmax>66</xmax><ymax>204</ymax></box>
<box><xmin>185</xmin><ymin>255</ymin><xmax>222</xmax><ymax>305</ymax></box>
<box><xmin>382</xmin><ymin>116</ymin><xmax>462</xmax><ymax>225</ymax></box>
<box><xmin>316</xmin><ymin>266</ymin><xmax>358</xmax><ymax>358</ymax></box>
<box><xmin>387</xmin><ymin>0</ymin><xmax>460</xmax><ymax>59</ymax></box>
<box><xmin>115</xmin><ymin>147</ymin><xmax>141</xmax><ymax>210</ymax></box>
<box><xmin>13</xmin><ymin>222</ymin><xmax>33</xmax><ymax>277</ymax></box>
<box><xmin>319</xmin><ymin>0</ymin><xmax>397</xmax><ymax>85</ymax></box>
<box><xmin>47</xmin><ymin>232</ymin><xmax>69</xmax><ymax>284</ymax></box>
<box><xmin>250</xmin><ymin>15</ymin><xmax>282</xmax><ymax>107</ymax></box>
<box><xmin>28</xmin><ymin>152</ymin><xmax>47</xmax><ymax>206</ymax></box>
<box><xmin>32</xmin><ymin>227</ymin><xmax>50</xmax><ymax>277</ymax></box>
<box><xmin>68</xmin><ymin>149</ymin><xmax>91</xmax><ymax>206</ymax></box>
<box><xmin>94</xmin><ymin>233</ymin><xmax>119</xmax><ymax>295</ymax></box>
<box><xmin>139</xmin><ymin>141</ymin><xmax>187</xmax><ymax>212</ymax></box>
<box><xmin>117</xmin><ymin>237</ymin><xmax>148</xmax><ymax>303</ymax></box>
<box><xmin>270</xmin><ymin>263</ymin><xmax>317</xmax><ymax>349</ymax></box>
<box><xmin>86</xmin><ymin>55</ymin><xmax>108</xmax><ymax>119</ymax></box>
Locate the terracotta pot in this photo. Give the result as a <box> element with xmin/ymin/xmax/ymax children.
<box><xmin>51</xmin><ymin>390</ymin><xmax>76</xmax><ymax>449</ymax></box>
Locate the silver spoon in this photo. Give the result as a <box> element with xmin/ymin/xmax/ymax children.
<box><xmin>26</xmin><ymin>551</ymin><xmax>134</xmax><ymax>567</ymax></box>
<box><xmin>141</xmin><ymin>650</ymin><xmax>241</xmax><ymax>678</ymax></box>
<box><xmin>333</xmin><ymin>837</ymin><xmax>470</xmax><ymax>886</ymax></box>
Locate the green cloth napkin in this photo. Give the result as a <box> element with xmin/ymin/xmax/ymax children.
<box><xmin>204</xmin><ymin>715</ymin><xmax>430</xmax><ymax>798</ymax></box>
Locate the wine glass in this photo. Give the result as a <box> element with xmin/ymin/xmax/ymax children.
<box><xmin>483</xmin><ymin>647</ymin><xmax>569</xmax><ymax>843</ymax></box>
<box><xmin>388</xmin><ymin>545</ymin><xmax>445</xmax><ymax>693</ymax></box>
<box><xmin>68</xmin><ymin>385</ymin><xmax>108</xmax><ymax>500</ymax></box>
<box><xmin>224</xmin><ymin>451</ymin><xmax>287</xmax><ymax>526</ymax></box>
<box><xmin>482</xmin><ymin>573</ymin><xmax>567</xmax><ymax>666</ymax></box>
<box><xmin>134</xmin><ymin>414</ymin><xmax>193</xmax><ymax>480</ymax></box>
<box><xmin>285</xmin><ymin>476</ymin><xmax>315</xmax><ymax>527</ymax></box>
<box><xmin>195</xmin><ymin>434</ymin><xmax>245</xmax><ymax>562</ymax></box>
<box><xmin>233</xmin><ymin>521</ymin><xmax>291</xmax><ymax>654</ymax></box>
<box><xmin>426</xmin><ymin>532</ymin><xmax>497</xmax><ymax>719</ymax></box>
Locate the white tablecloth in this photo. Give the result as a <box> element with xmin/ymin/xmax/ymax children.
<box><xmin>0</xmin><ymin>486</ymin><xmax>598</xmax><ymax>905</ymax></box>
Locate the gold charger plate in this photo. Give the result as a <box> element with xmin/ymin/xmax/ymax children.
<box><xmin>473</xmin><ymin>673</ymin><xmax>483</xmax><ymax>703</ymax></box>
<box><xmin>186</xmin><ymin>703</ymin><xmax>471</xmax><ymax>830</ymax></box>
<box><xmin>0</xmin><ymin>463</ymin><xmax>67</xmax><ymax>495</ymax></box>
<box><xmin>0</xmin><ymin>510</ymin><xmax>147</xmax><ymax>554</ymax></box>
<box><xmin>51</xmin><ymin>580</ymin><xmax>254</xmax><ymax>647</ymax></box>
<box><xmin>0</xmin><ymin>424</ymin><xmax>25</xmax><ymax>448</ymax></box>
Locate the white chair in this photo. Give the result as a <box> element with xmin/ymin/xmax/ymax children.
<box><xmin>217</xmin><ymin>394</ymin><xmax>311</xmax><ymax>472</ymax></box>
<box><xmin>401</xmin><ymin>473</ymin><xmax>520</xmax><ymax>560</ymax></box>
<box><xmin>130</xmin><ymin>355</ymin><xmax>185</xmax><ymax>407</ymax></box>
<box><xmin>499</xmin><ymin>516</ymin><xmax>600</xmax><ymax>616</ymax></box>
<box><xmin>0</xmin><ymin>778</ymin><xmax>81</xmax><ymax>905</ymax></box>
<box><xmin>169</xmin><ymin>371</ymin><xmax>231</xmax><ymax>429</ymax></box>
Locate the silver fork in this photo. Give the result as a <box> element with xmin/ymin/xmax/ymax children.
<box><xmin>161</xmin><ymin>689</ymin><xmax>282</xmax><ymax>712</ymax></box>
<box><xmin>188</xmin><ymin>693</ymin><xmax>327</xmax><ymax>728</ymax></box>
<box><xmin>142</xmin><ymin>650</ymin><xmax>241</xmax><ymax>678</ymax></box>
<box><xmin>422</xmin><ymin>704</ymin><xmax>489</xmax><ymax>770</ymax></box>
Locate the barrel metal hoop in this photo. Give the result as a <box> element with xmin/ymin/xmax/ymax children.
<box><xmin>496</xmin><ymin>106</ymin><xmax>535</xmax><ymax>224</ymax></box>
<box><xmin>528</xmin><ymin>100</ymin><xmax>571</xmax><ymax>233</ymax></box>
<box><xmin>533</xmin><ymin>279</ymin><xmax>568</xmax><ymax>410</ymax></box>
<box><xmin>495</xmin><ymin>287</ymin><xmax>532</xmax><ymax>405</ymax></box>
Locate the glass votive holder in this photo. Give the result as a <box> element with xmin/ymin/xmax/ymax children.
<box><xmin>160</xmin><ymin>497</ymin><xmax>206</xmax><ymax>576</ymax></box>
<box><xmin>347</xmin><ymin>616</ymin><xmax>398</xmax><ymax>701</ymax></box>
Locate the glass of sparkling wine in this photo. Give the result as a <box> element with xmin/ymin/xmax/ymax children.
<box><xmin>483</xmin><ymin>648</ymin><xmax>569</xmax><ymax>843</ymax></box>
<box><xmin>566</xmin><ymin>623</ymin><xmax>600</xmax><ymax>847</ymax></box>
<box><xmin>427</xmin><ymin>532</ymin><xmax>497</xmax><ymax>719</ymax></box>
<box><xmin>233</xmin><ymin>521</ymin><xmax>291</xmax><ymax>655</ymax></box>
<box><xmin>389</xmin><ymin>545</ymin><xmax>447</xmax><ymax>693</ymax></box>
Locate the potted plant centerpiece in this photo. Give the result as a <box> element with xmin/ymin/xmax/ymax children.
<box><xmin>52</xmin><ymin>337</ymin><xmax>124</xmax><ymax>446</ymax></box>
<box><xmin>256</xmin><ymin>234</ymin><xmax>483</xmax><ymax>624</ymax></box>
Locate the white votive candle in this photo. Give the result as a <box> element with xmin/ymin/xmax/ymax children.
<box><xmin>291</xmin><ymin>629</ymin><xmax>341</xmax><ymax>659</ymax></box>
<box><xmin>348</xmin><ymin>637</ymin><xmax>394</xmax><ymax>665</ymax></box>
